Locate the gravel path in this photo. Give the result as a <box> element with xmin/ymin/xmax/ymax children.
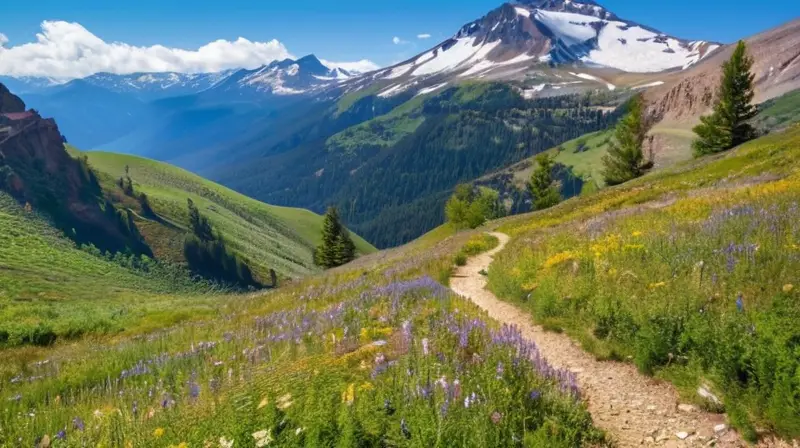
<box><xmin>450</xmin><ymin>232</ymin><xmax>752</xmax><ymax>448</ymax></box>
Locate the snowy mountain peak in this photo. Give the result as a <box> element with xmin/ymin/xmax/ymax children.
<box><xmin>368</xmin><ymin>0</ymin><xmax>720</xmax><ymax>96</ymax></box>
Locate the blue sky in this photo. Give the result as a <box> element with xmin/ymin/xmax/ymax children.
<box><xmin>1</xmin><ymin>0</ymin><xmax>798</xmax><ymax>76</ymax></box>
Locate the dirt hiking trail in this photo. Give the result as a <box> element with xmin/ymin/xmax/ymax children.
<box><xmin>450</xmin><ymin>232</ymin><xmax>757</xmax><ymax>448</ymax></box>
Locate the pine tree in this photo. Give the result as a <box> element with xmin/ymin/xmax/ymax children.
<box><xmin>315</xmin><ymin>207</ymin><xmax>356</xmax><ymax>268</ymax></box>
<box><xmin>602</xmin><ymin>95</ymin><xmax>652</xmax><ymax>185</ymax></box>
<box><xmin>693</xmin><ymin>41</ymin><xmax>757</xmax><ymax>156</ymax></box>
<box><xmin>187</xmin><ymin>198</ymin><xmax>213</xmax><ymax>241</ymax></box>
<box><xmin>528</xmin><ymin>153</ymin><xmax>561</xmax><ymax>211</ymax></box>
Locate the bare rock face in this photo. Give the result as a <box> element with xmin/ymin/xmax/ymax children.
<box><xmin>645</xmin><ymin>18</ymin><xmax>800</xmax><ymax>125</ymax></box>
<box><xmin>0</xmin><ymin>83</ymin><xmax>26</xmax><ymax>114</ymax></box>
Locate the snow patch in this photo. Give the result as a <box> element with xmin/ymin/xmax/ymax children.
<box><xmin>631</xmin><ymin>81</ymin><xmax>665</xmax><ymax>89</ymax></box>
<box><xmin>384</xmin><ymin>63</ymin><xmax>413</xmax><ymax>80</ymax></box>
<box><xmin>515</xmin><ymin>7</ymin><xmax>531</xmax><ymax>18</ymax></box>
<box><xmin>416</xmin><ymin>82</ymin><xmax>449</xmax><ymax>96</ymax></box>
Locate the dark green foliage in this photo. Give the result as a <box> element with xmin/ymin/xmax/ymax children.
<box><xmin>217</xmin><ymin>85</ymin><xmax>619</xmax><ymax>248</ymax></box>
<box><xmin>602</xmin><ymin>95</ymin><xmax>653</xmax><ymax>185</ymax></box>
<box><xmin>693</xmin><ymin>41</ymin><xmax>757</xmax><ymax>156</ymax></box>
<box><xmin>183</xmin><ymin>198</ymin><xmax>259</xmax><ymax>287</ymax></box>
<box><xmin>445</xmin><ymin>184</ymin><xmax>502</xmax><ymax>229</ymax></box>
<box><xmin>314</xmin><ymin>207</ymin><xmax>356</xmax><ymax>268</ymax></box>
<box><xmin>528</xmin><ymin>153</ymin><xmax>562</xmax><ymax>210</ymax></box>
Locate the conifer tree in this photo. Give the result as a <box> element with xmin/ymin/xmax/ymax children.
<box><xmin>528</xmin><ymin>153</ymin><xmax>561</xmax><ymax>211</ymax></box>
<box><xmin>315</xmin><ymin>207</ymin><xmax>356</xmax><ymax>269</ymax></box>
<box><xmin>693</xmin><ymin>41</ymin><xmax>757</xmax><ymax>156</ymax></box>
<box><xmin>602</xmin><ymin>95</ymin><xmax>652</xmax><ymax>185</ymax></box>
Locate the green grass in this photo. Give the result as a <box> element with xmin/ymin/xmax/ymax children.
<box><xmin>326</xmin><ymin>95</ymin><xmax>427</xmax><ymax>153</ymax></box>
<box><xmin>334</xmin><ymin>84</ymin><xmax>384</xmax><ymax>116</ymax></box>
<box><xmin>753</xmin><ymin>88</ymin><xmax>800</xmax><ymax>131</ymax></box>
<box><xmin>0</xmin><ymin>192</ymin><xmax>231</xmax><ymax>347</ymax></box>
<box><xmin>488</xmin><ymin>125</ymin><xmax>800</xmax><ymax>441</ymax></box>
<box><xmin>0</xmin><ymin>223</ymin><xmax>606</xmax><ymax>447</ymax></box>
<box><xmin>76</xmin><ymin>149</ymin><xmax>376</xmax><ymax>280</ymax></box>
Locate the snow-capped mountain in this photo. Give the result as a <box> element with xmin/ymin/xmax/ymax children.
<box><xmin>207</xmin><ymin>55</ymin><xmax>358</xmax><ymax>97</ymax></box>
<box><xmin>355</xmin><ymin>1</ymin><xmax>720</xmax><ymax>98</ymax></box>
<box><xmin>0</xmin><ymin>76</ymin><xmax>65</xmax><ymax>94</ymax></box>
<box><xmin>80</xmin><ymin>71</ymin><xmax>236</xmax><ymax>100</ymax></box>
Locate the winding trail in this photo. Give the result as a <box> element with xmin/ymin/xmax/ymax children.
<box><xmin>450</xmin><ymin>232</ymin><xmax>745</xmax><ymax>448</ymax></box>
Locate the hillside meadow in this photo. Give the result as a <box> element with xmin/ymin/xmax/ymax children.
<box><xmin>487</xmin><ymin>125</ymin><xmax>800</xmax><ymax>440</ymax></box>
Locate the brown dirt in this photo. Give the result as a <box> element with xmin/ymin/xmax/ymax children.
<box><xmin>450</xmin><ymin>232</ymin><xmax>796</xmax><ymax>448</ymax></box>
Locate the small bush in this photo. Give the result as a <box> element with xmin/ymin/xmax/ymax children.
<box><xmin>454</xmin><ymin>253</ymin><xmax>467</xmax><ymax>266</ymax></box>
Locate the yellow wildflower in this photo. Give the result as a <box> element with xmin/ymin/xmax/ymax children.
<box><xmin>632</xmin><ymin>231</ymin><xmax>643</xmax><ymax>237</ymax></box>
<box><xmin>783</xmin><ymin>284</ymin><xmax>794</xmax><ymax>293</ymax></box>
<box><xmin>258</xmin><ymin>397</ymin><xmax>269</xmax><ymax>410</ymax></box>
<box><xmin>342</xmin><ymin>383</ymin><xmax>356</xmax><ymax>405</ymax></box>
<box><xmin>153</xmin><ymin>428</ymin><xmax>165</xmax><ymax>438</ymax></box>
<box><xmin>359</xmin><ymin>382</ymin><xmax>375</xmax><ymax>392</ymax></box>
<box><xmin>521</xmin><ymin>281</ymin><xmax>538</xmax><ymax>291</ymax></box>
<box><xmin>624</xmin><ymin>244</ymin><xmax>645</xmax><ymax>250</ymax></box>
<box><xmin>543</xmin><ymin>251</ymin><xmax>575</xmax><ymax>269</ymax></box>
<box><xmin>648</xmin><ymin>282</ymin><xmax>667</xmax><ymax>289</ymax></box>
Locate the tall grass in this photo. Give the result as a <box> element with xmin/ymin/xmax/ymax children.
<box><xmin>488</xmin><ymin>127</ymin><xmax>800</xmax><ymax>440</ymax></box>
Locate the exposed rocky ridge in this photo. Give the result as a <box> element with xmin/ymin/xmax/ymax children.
<box><xmin>645</xmin><ymin>18</ymin><xmax>800</xmax><ymax>125</ymax></box>
<box><xmin>0</xmin><ymin>83</ymin><xmax>150</xmax><ymax>254</ymax></box>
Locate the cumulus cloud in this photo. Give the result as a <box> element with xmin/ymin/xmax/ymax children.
<box><xmin>320</xmin><ymin>59</ymin><xmax>381</xmax><ymax>74</ymax></box>
<box><xmin>392</xmin><ymin>36</ymin><xmax>408</xmax><ymax>45</ymax></box>
<box><xmin>417</xmin><ymin>34</ymin><xmax>432</xmax><ymax>39</ymax></box>
<box><xmin>0</xmin><ymin>21</ymin><xmax>299</xmax><ymax>79</ymax></box>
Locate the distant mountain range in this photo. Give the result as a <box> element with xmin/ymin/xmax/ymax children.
<box><xmin>2</xmin><ymin>0</ymin><xmax>798</xmax><ymax>248</ymax></box>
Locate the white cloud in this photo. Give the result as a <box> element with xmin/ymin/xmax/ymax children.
<box><xmin>0</xmin><ymin>21</ymin><xmax>296</xmax><ymax>79</ymax></box>
<box><xmin>417</xmin><ymin>34</ymin><xmax>432</xmax><ymax>39</ymax></box>
<box><xmin>0</xmin><ymin>33</ymin><xmax>8</xmax><ymax>47</ymax></box>
<box><xmin>320</xmin><ymin>59</ymin><xmax>381</xmax><ymax>74</ymax></box>
<box><xmin>392</xmin><ymin>36</ymin><xmax>408</xmax><ymax>45</ymax></box>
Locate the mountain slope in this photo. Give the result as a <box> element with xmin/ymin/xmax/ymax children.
<box><xmin>79</xmin><ymin>150</ymin><xmax>376</xmax><ymax>279</ymax></box>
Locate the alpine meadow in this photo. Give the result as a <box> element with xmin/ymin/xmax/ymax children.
<box><xmin>1</xmin><ymin>1</ymin><xmax>800</xmax><ymax>447</ymax></box>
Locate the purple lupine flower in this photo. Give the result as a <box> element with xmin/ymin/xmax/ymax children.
<box><xmin>496</xmin><ymin>361</ymin><xmax>505</xmax><ymax>379</ymax></box>
<box><xmin>72</xmin><ymin>417</ymin><xmax>85</xmax><ymax>431</ymax></box>
<box><xmin>529</xmin><ymin>390</ymin><xmax>541</xmax><ymax>401</ymax></box>
<box><xmin>55</xmin><ymin>430</ymin><xmax>66</xmax><ymax>440</ymax></box>
<box><xmin>736</xmin><ymin>293</ymin><xmax>744</xmax><ymax>312</ymax></box>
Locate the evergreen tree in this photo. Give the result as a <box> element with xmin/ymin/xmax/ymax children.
<box><xmin>187</xmin><ymin>198</ymin><xmax>213</xmax><ymax>241</ymax></box>
<box><xmin>693</xmin><ymin>41</ymin><xmax>757</xmax><ymax>156</ymax></box>
<box><xmin>315</xmin><ymin>207</ymin><xmax>356</xmax><ymax>269</ymax></box>
<box><xmin>602</xmin><ymin>95</ymin><xmax>652</xmax><ymax>185</ymax></box>
<box><xmin>528</xmin><ymin>153</ymin><xmax>561</xmax><ymax>210</ymax></box>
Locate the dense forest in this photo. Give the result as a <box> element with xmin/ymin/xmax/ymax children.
<box><xmin>215</xmin><ymin>84</ymin><xmax>621</xmax><ymax>247</ymax></box>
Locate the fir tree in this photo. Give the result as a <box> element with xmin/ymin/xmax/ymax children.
<box><xmin>693</xmin><ymin>41</ymin><xmax>757</xmax><ymax>156</ymax></box>
<box><xmin>315</xmin><ymin>207</ymin><xmax>356</xmax><ymax>269</ymax></box>
<box><xmin>187</xmin><ymin>198</ymin><xmax>213</xmax><ymax>242</ymax></box>
<box><xmin>528</xmin><ymin>153</ymin><xmax>561</xmax><ymax>210</ymax></box>
<box><xmin>602</xmin><ymin>95</ymin><xmax>652</xmax><ymax>185</ymax></box>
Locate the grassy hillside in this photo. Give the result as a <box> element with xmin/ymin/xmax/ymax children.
<box><xmin>75</xmin><ymin>149</ymin><xmax>376</xmax><ymax>280</ymax></box>
<box><xmin>1</xmin><ymin>208</ymin><xmax>605</xmax><ymax>447</ymax></box>
<box><xmin>752</xmin><ymin>88</ymin><xmax>800</xmax><ymax>132</ymax></box>
<box><xmin>487</xmin><ymin>124</ymin><xmax>800</xmax><ymax>440</ymax></box>
<box><xmin>0</xmin><ymin>192</ymin><xmax>232</xmax><ymax>347</ymax></box>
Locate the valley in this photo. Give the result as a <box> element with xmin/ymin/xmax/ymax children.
<box><xmin>1</xmin><ymin>0</ymin><xmax>799</xmax><ymax>446</ymax></box>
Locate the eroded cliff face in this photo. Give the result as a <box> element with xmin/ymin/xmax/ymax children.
<box><xmin>0</xmin><ymin>83</ymin><xmax>151</xmax><ymax>255</ymax></box>
<box><xmin>645</xmin><ymin>19</ymin><xmax>800</xmax><ymax>125</ymax></box>
<box><xmin>0</xmin><ymin>83</ymin><xmax>26</xmax><ymax>114</ymax></box>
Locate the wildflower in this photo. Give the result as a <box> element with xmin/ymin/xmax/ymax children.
<box><xmin>277</xmin><ymin>393</ymin><xmax>293</xmax><ymax>410</ymax></box>
<box><xmin>153</xmin><ymin>428</ymin><xmax>165</xmax><ymax>438</ymax></box>
<box><xmin>543</xmin><ymin>251</ymin><xmax>576</xmax><ymax>269</ymax></box>
<box><xmin>496</xmin><ymin>361</ymin><xmax>505</xmax><ymax>379</ymax></box>
<box><xmin>252</xmin><ymin>429</ymin><xmax>273</xmax><ymax>447</ymax></box>
<box><xmin>783</xmin><ymin>284</ymin><xmax>794</xmax><ymax>293</ymax></box>
<box><xmin>342</xmin><ymin>383</ymin><xmax>356</xmax><ymax>405</ymax></box>
<box><xmin>632</xmin><ymin>231</ymin><xmax>643</xmax><ymax>237</ymax></box>
<box><xmin>132</xmin><ymin>401</ymin><xmax>138</xmax><ymax>417</ymax></box>
<box><xmin>491</xmin><ymin>411</ymin><xmax>503</xmax><ymax>425</ymax></box>
<box><xmin>384</xmin><ymin>399</ymin><xmax>395</xmax><ymax>415</ymax></box>
<box><xmin>528</xmin><ymin>390</ymin><xmax>541</xmax><ymax>401</ymax></box>
<box><xmin>736</xmin><ymin>293</ymin><xmax>744</xmax><ymax>312</ymax></box>
<box><xmin>258</xmin><ymin>397</ymin><xmax>269</xmax><ymax>410</ymax></box>
<box><xmin>358</xmin><ymin>382</ymin><xmax>374</xmax><ymax>392</ymax></box>
<box><xmin>648</xmin><ymin>282</ymin><xmax>667</xmax><ymax>289</ymax></box>
<box><xmin>72</xmin><ymin>417</ymin><xmax>85</xmax><ymax>431</ymax></box>
<box><xmin>295</xmin><ymin>427</ymin><xmax>304</xmax><ymax>436</ymax></box>
<box><xmin>421</xmin><ymin>338</ymin><xmax>429</xmax><ymax>356</ymax></box>
<box><xmin>55</xmin><ymin>430</ymin><xmax>66</xmax><ymax>440</ymax></box>
<box><xmin>93</xmin><ymin>409</ymin><xmax>103</xmax><ymax>418</ymax></box>
<box><xmin>219</xmin><ymin>437</ymin><xmax>234</xmax><ymax>448</ymax></box>
<box><xmin>189</xmin><ymin>382</ymin><xmax>201</xmax><ymax>399</ymax></box>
